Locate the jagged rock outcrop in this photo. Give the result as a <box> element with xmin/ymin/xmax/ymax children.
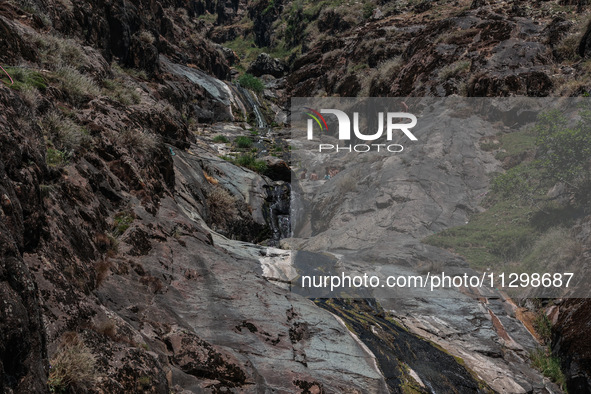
<box><xmin>247</xmin><ymin>53</ymin><xmax>287</xmax><ymax>78</ymax></box>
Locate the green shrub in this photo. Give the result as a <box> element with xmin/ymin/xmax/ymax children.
<box><xmin>363</xmin><ymin>2</ymin><xmax>374</xmax><ymax>19</ymax></box>
<box><xmin>234</xmin><ymin>136</ymin><xmax>253</xmax><ymax>148</ymax></box>
<box><xmin>213</xmin><ymin>135</ymin><xmax>230</xmax><ymax>143</ymax></box>
<box><xmin>46</xmin><ymin>148</ymin><xmax>69</xmax><ymax>167</ymax></box>
<box><xmin>113</xmin><ymin>211</ymin><xmax>134</xmax><ymax>236</ymax></box>
<box><xmin>263</xmin><ymin>0</ymin><xmax>275</xmax><ymax>15</ymax></box>
<box><xmin>535</xmin><ymin>108</ymin><xmax>591</xmax><ymax>202</ymax></box>
<box><xmin>530</xmin><ymin>348</ymin><xmax>566</xmax><ymax>389</ymax></box>
<box><xmin>237</xmin><ymin>73</ymin><xmax>264</xmax><ymax>93</ymax></box>
<box><xmin>226</xmin><ymin>153</ymin><xmax>267</xmax><ymax>173</ymax></box>
<box><xmin>533</xmin><ymin>312</ymin><xmax>552</xmax><ymax>344</ymax></box>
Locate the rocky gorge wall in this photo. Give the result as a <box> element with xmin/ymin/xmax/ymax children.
<box><xmin>1</xmin><ymin>0</ymin><xmax>591</xmax><ymax>392</ymax></box>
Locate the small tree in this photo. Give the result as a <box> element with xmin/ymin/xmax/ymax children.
<box><xmin>492</xmin><ymin>104</ymin><xmax>591</xmax><ymax>208</ymax></box>
<box><xmin>535</xmin><ymin>106</ymin><xmax>591</xmax><ymax>204</ymax></box>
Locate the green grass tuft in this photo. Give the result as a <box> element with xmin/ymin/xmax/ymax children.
<box><xmin>1</xmin><ymin>66</ymin><xmax>47</xmax><ymax>90</ymax></box>
<box><xmin>530</xmin><ymin>348</ymin><xmax>567</xmax><ymax>390</ymax></box>
<box><xmin>234</xmin><ymin>136</ymin><xmax>254</xmax><ymax>148</ymax></box>
<box><xmin>213</xmin><ymin>135</ymin><xmax>230</xmax><ymax>143</ymax></box>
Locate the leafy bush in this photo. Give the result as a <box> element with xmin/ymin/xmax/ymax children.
<box><xmin>234</xmin><ymin>136</ymin><xmax>253</xmax><ymax>148</ymax></box>
<box><xmin>48</xmin><ymin>333</ymin><xmax>97</xmax><ymax>393</ymax></box>
<box><xmin>213</xmin><ymin>135</ymin><xmax>230</xmax><ymax>143</ymax></box>
<box><xmin>237</xmin><ymin>73</ymin><xmax>264</xmax><ymax>93</ymax></box>
<box><xmin>491</xmin><ymin>164</ymin><xmax>537</xmax><ymax>200</ymax></box>
<box><xmin>491</xmin><ymin>106</ymin><xmax>591</xmax><ymax>206</ymax></box>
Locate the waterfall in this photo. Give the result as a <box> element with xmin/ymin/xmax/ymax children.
<box><xmin>265</xmin><ymin>182</ymin><xmax>291</xmax><ymax>246</ymax></box>
<box><xmin>233</xmin><ymin>85</ymin><xmax>267</xmax><ymax>128</ymax></box>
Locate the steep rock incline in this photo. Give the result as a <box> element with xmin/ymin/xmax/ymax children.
<box><xmin>289</xmin><ymin>99</ymin><xmax>562</xmax><ymax>393</ymax></box>
<box><xmin>0</xmin><ymin>11</ymin><xmax>391</xmax><ymax>385</ymax></box>
<box><xmin>278</xmin><ymin>0</ymin><xmax>590</xmax><ymax>98</ymax></box>
<box><xmin>0</xmin><ymin>83</ymin><xmax>389</xmax><ymax>393</ymax></box>
<box><xmin>0</xmin><ymin>89</ymin><xmax>48</xmax><ymax>394</ymax></box>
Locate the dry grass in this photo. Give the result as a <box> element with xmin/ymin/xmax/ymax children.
<box><xmin>522</xmin><ymin>227</ymin><xmax>581</xmax><ymax>273</ymax></box>
<box><xmin>359</xmin><ymin>56</ymin><xmax>403</xmax><ymax>96</ymax></box>
<box><xmin>19</xmin><ymin>85</ymin><xmax>41</xmax><ymax>109</ymax></box>
<box><xmin>138</xmin><ymin>30</ymin><xmax>155</xmax><ymax>44</ymax></box>
<box><xmin>48</xmin><ymin>333</ymin><xmax>97</xmax><ymax>393</ymax></box>
<box><xmin>552</xmin><ymin>71</ymin><xmax>591</xmax><ymax>96</ymax></box>
<box><xmin>116</xmin><ymin>128</ymin><xmax>159</xmax><ymax>155</ymax></box>
<box><xmin>33</xmin><ymin>33</ymin><xmax>85</xmax><ymax>68</ymax></box>
<box><xmin>438</xmin><ymin>59</ymin><xmax>471</xmax><ymax>80</ymax></box>
<box><xmin>41</xmin><ymin>111</ymin><xmax>92</xmax><ymax>151</ymax></box>
<box><xmin>207</xmin><ymin>186</ymin><xmax>238</xmax><ymax>229</ymax></box>
<box><xmin>139</xmin><ymin>275</ymin><xmax>164</xmax><ymax>294</ymax></box>
<box><xmin>102</xmin><ymin>78</ymin><xmax>141</xmax><ymax>105</ymax></box>
<box><xmin>95</xmin><ymin>259</ymin><xmax>112</xmax><ymax>287</ymax></box>
<box><xmin>54</xmin><ymin>66</ymin><xmax>100</xmax><ymax>104</ymax></box>
<box><xmin>95</xmin><ymin>319</ymin><xmax>117</xmax><ymax>340</ymax></box>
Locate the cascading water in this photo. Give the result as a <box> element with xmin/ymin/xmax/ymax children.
<box><xmin>265</xmin><ymin>182</ymin><xmax>291</xmax><ymax>246</ymax></box>
<box><xmin>233</xmin><ymin>84</ymin><xmax>267</xmax><ymax>129</ymax></box>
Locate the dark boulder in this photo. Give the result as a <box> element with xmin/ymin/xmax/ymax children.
<box><xmin>247</xmin><ymin>53</ymin><xmax>287</xmax><ymax>78</ymax></box>
<box><xmin>579</xmin><ymin>19</ymin><xmax>591</xmax><ymax>58</ymax></box>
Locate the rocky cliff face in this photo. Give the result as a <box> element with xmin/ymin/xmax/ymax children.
<box><xmin>1</xmin><ymin>0</ymin><xmax>591</xmax><ymax>392</ymax></box>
